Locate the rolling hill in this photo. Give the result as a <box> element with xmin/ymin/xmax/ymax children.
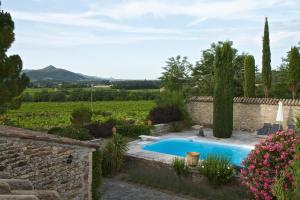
<box><xmin>23</xmin><ymin>65</ymin><xmax>103</xmax><ymax>82</ymax></box>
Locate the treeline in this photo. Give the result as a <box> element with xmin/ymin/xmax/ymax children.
<box><xmin>28</xmin><ymin>80</ymin><xmax>161</xmax><ymax>90</ymax></box>
<box><xmin>21</xmin><ymin>89</ymin><xmax>160</xmax><ymax>102</ymax></box>
<box><xmin>111</xmin><ymin>80</ymin><xmax>161</xmax><ymax>90</ymax></box>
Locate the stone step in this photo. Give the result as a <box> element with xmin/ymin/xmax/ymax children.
<box><xmin>0</xmin><ymin>181</ymin><xmax>11</xmax><ymax>194</ymax></box>
<box><xmin>0</xmin><ymin>195</ymin><xmax>39</xmax><ymax>200</ymax></box>
<box><xmin>0</xmin><ymin>179</ymin><xmax>33</xmax><ymax>190</ymax></box>
<box><xmin>12</xmin><ymin>190</ymin><xmax>61</xmax><ymax>200</ymax></box>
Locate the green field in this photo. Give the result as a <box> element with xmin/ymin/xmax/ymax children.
<box><xmin>24</xmin><ymin>87</ymin><xmax>159</xmax><ymax>94</ymax></box>
<box><xmin>4</xmin><ymin>101</ymin><xmax>155</xmax><ymax>131</ymax></box>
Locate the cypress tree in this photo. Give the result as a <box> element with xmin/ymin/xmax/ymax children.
<box><xmin>213</xmin><ymin>42</ymin><xmax>234</xmax><ymax>138</ymax></box>
<box><xmin>0</xmin><ymin>8</ymin><xmax>29</xmax><ymax>114</ymax></box>
<box><xmin>262</xmin><ymin>17</ymin><xmax>271</xmax><ymax>97</ymax></box>
<box><xmin>287</xmin><ymin>47</ymin><xmax>300</xmax><ymax>99</ymax></box>
<box><xmin>244</xmin><ymin>55</ymin><xmax>256</xmax><ymax>97</ymax></box>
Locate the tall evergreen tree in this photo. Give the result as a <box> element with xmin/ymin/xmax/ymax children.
<box><xmin>0</xmin><ymin>8</ymin><xmax>29</xmax><ymax>114</ymax></box>
<box><xmin>213</xmin><ymin>42</ymin><xmax>234</xmax><ymax>138</ymax></box>
<box><xmin>287</xmin><ymin>46</ymin><xmax>300</xmax><ymax>99</ymax></box>
<box><xmin>262</xmin><ymin>17</ymin><xmax>272</xmax><ymax>97</ymax></box>
<box><xmin>244</xmin><ymin>55</ymin><xmax>256</xmax><ymax>97</ymax></box>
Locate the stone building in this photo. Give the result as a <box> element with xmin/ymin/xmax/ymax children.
<box><xmin>0</xmin><ymin>126</ymin><xmax>98</xmax><ymax>200</ymax></box>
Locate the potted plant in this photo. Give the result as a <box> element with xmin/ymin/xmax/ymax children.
<box><xmin>186</xmin><ymin>152</ymin><xmax>200</xmax><ymax>167</ymax></box>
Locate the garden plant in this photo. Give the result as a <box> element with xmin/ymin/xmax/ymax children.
<box><xmin>241</xmin><ymin>131</ymin><xmax>299</xmax><ymax>199</ymax></box>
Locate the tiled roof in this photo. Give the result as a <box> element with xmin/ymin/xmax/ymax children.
<box><xmin>188</xmin><ymin>96</ymin><xmax>300</xmax><ymax>106</ymax></box>
<box><xmin>0</xmin><ymin>125</ymin><xmax>99</xmax><ymax>149</ymax></box>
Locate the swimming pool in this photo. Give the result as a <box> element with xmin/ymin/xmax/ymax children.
<box><xmin>143</xmin><ymin>138</ymin><xmax>253</xmax><ymax>166</ymax></box>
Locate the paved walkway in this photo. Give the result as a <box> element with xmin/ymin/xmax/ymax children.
<box><xmin>100</xmin><ymin>178</ymin><xmax>189</xmax><ymax>200</ymax></box>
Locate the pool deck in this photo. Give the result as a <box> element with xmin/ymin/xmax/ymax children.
<box><xmin>127</xmin><ymin>128</ymin><xmax>263</xmax><ymax>164</ymax></box>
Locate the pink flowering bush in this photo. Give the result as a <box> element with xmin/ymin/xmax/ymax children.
<box><xmin>240</xmin><ymin>131</ymin><xmax>299</xmax><ymax>200</ymax></box>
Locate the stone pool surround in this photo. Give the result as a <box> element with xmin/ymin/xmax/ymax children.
<box><xmin>127</xmin><ymin>128</ymin><xmax>261</xmax><ymax>165</ymax></box>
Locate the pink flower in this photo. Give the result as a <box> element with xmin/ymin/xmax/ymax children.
<box><xmin>240</xmin><ymin>131</ymin><xmax>299</xmax><ymax>200</ymax></box>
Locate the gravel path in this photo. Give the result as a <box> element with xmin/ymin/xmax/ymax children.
<box><xmin>100</xmin><ymin>178</ymin><xmax>189</xmax><ymax>200</ymax></box>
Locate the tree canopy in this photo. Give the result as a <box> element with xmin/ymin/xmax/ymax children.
<box><xmin>244</xmin><ymin>55</ymin><xmax>256</xmax><ymax>97</ymax></box>
<box><xmin>0</xmin><ymin>10</ymin><xmax>29</xmax><ymax>114</ymax></box>
<box><xmin>287</xmin><ymin>46</ymin><xmax>300</xmax><ymax>99</ymax></box>
<box><xmin>213</xmin><ymin>41</ymin><xmax>234</xmax><ymax>138</ymax></box>
<box><xmin>262</xmin><ymin>17</ymin><xmax>272</xmax><ymax>97</ymax></box>
<box><xmin>160</xmin><ymin>55</ymin><xmax>192</xmax><ymax>92</ymax></box>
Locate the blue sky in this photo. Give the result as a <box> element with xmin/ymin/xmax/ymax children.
<box><xmin>3</xmin><ymin>0</ymin><xmax>300</xmax><ymax>79</ymax></box>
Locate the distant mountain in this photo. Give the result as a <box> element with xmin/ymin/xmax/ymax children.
<box><xmin>23</xmin><ymin>65</ymin><xmax>104</xmax><ymax>82</ymax></box>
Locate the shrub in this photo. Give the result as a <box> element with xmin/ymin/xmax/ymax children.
<box><xmin>92</xmin><ymin>149</ymin><xmax>102</xmax><ymax>200</ymax></box>
<box><xmin>272</xmin><ymin>143</ymin><xmax>300</xmax><ymax>200</ymax></box>
<box><xmin>155</xmin><ymin>90</ymin><xmax>191</xmax><ymax>124</ymax></box>
<box><xmin>241</xmin><ymin>131</ymin><xmax>299</xmax><ymax>200</ymax></box>
<box><xmin>199</xmin><ymin>154</ymin><xmax>234</xmax><ymax>186</ymax></box>
<box><xmin>149</xmin><ymin>105</ymin><xmax>182</xmax><ymax>124</ymax></box>
<box><xmin>48</xmin><ymin>126</ymin><xmax>92</xmax><ymax>141</ymax></box>
<box><xmin>70</xmin><ymin>106</ymin><xmax>92</xmax><ymax>127</ymax></box>
<box><xmin>172</xmin><ymin>157</ymin><xmax>188</xmax><ymax>176</ymax></box>
<box><xmin>116</xmin><ymin>124</ymin><xmax>152</xmax><ymax>138</ymax></box>
<box><xmin>102</xmin><ymin>134</ymin><xmax>128</xmax><ymax>176</ymax></box>
<box><xmin>85</xmin><ymin>122</ymin><xmax>113</xmax><ymax>138</ymax></box>
<box><xmin>170</xmin><ymin>121</ymin><xmax>184</xmax><ymax>132</ymax></box>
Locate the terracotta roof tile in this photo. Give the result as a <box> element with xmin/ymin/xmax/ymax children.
<box><xmin>188</xmin><ymin>96</ymin><xmax>300</xmax><ymax>106</ymax></box>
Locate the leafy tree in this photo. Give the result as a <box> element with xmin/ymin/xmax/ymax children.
<box><xmin>0</xmin><ymin>10</ymin><xmax>29</xmax><ymax>114</ymax></box>
<box><xmin>160</xmin><ymin>55</ymin><xmax>192</xmax><ymax>92</ymax></box>
<box><xmin>213</xmin><ymin>42</ymin><xmax>234</xmax><ymax>138</ymax></box>
<box><xmin>262</xmin><ymin>17</ymin><xmax>272</xmax><ymax>97</ymax></box>
<box><xmin>287</xmin><ymin>47</ymin><xmax>300</xmax><ymax>99</ymax></box>
<box><xmin>191</xmin><ymin>42</ymin><xmax>245</xmax><ymax>97</ymax></box>
<box><xmin>191</xmin><ymin>48</ymin><xmax>215</xmax><ymax>96</ymax></box>
<box><xmin>244</xmin><ymin>55</ymin><xmax>256</xmax><ymax>97</ymax></box>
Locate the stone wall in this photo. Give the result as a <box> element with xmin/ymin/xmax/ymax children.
<box><xmin>0</xmin><ymin>126</ymin><xmax>98</xmax><ymax>200</ymax></box>
<box><xmin>187</xmin><ymin>97</ymin><xmax>300</xmax><ymax>131</ymax></box>
<box><xmin>150</xmin><ymin>124</ymin><xmax>171</xmax><ymax>136</ymax></box>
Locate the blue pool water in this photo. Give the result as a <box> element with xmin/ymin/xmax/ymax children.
<box><xmin>143</xmin><ymin>138</ymin><xmax>252</xmax><ymax>166</ymax></box>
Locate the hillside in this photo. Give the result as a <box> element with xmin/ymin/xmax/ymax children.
<box><xmin>23</xmin><ymin>65</ymin><xmax>102</xmax><ymax>82</ymax></box>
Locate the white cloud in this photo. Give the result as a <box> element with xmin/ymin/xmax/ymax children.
<box><xmin>89</xmin><ymin>0</ymin><xmax>289</xmax><ymax>20</ymax></box>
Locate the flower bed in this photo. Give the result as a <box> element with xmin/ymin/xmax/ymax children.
<box><xmin>240</xmin><ymin>131</ymin><xmax>299</xmax><ymax>200</ymax></box>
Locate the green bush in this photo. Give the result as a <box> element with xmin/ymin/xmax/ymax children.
<box><xmin>70</xmin><ymin>106</ymin><xmax>92</xmax><ymax>127</ymax></box>
<box><xmin>116</xmin><ymin>124</ymin><xmax>152</xmax><ymax>138</ymax></box>
<box><xmin>170</xmin><ymin>121</ymin><xmax>184</xmax><ymax>132</ymax></box>
<box><xmin>172</xmin><ymin>157</ymin><xmax>188</xmax><ymax>176</ymax></box>
<box><xmin>102</xmin><ymin>134</ymin><xmax>128</xmax><ymax>176</ymax></box>
<box><xmin>92</xmin><ymin>149</ymin><xmax>102</xmax><ymax>200</ymax></box>
<box><xmin>148</xmin><ymin>105</ymin><xmax>182</xmax><ymax>124</ymax></box>
<box><xmin>153</xmin><ymin>91</ymin><xmax>191</xmax><ymax>125</ymax></box>
<box><xmin>272</xmin><ymin>144</ymin><xmax>300</xmax><ymax>200</ymax></box>
<box><xmin>48</xmin><ymin>126</ymin><xmax>92</xmax><ymax>141</ymax></box>
<box><xmin>198</xmin><ymin>154</ymin><xmax>234</xmax><ymax>186</ymax></box>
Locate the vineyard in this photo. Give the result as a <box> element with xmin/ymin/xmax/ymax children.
<box><xmin>3</xmin><ymin>101</ymin><xmax>155</xmax><ymax>131</ymax></box>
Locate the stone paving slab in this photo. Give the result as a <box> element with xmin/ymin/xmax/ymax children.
<box><xmin>100</xmin><ymin>178</ymin><xmax>189</xmax><ymax>200</ymax></box>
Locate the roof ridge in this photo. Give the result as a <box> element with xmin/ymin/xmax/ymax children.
<box><xmin>188</xmin><ymin>96</ymin><xmax>300</xmax><ymax>106</ymax></box>
<box><xmin>0</xmin><ymin>126</ymin><xmax>99</xmax><ymax>149</ymax></box>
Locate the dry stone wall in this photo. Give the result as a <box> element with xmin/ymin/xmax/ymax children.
<box><xmin>0</xmin><ymin>126</ymin><xmax>98</xmax><ymax>200</ymax></box>
<box><xmin>187</xmin><ymin>97</ymin><xmax>300</xmax><ymax>131</ymax></box>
